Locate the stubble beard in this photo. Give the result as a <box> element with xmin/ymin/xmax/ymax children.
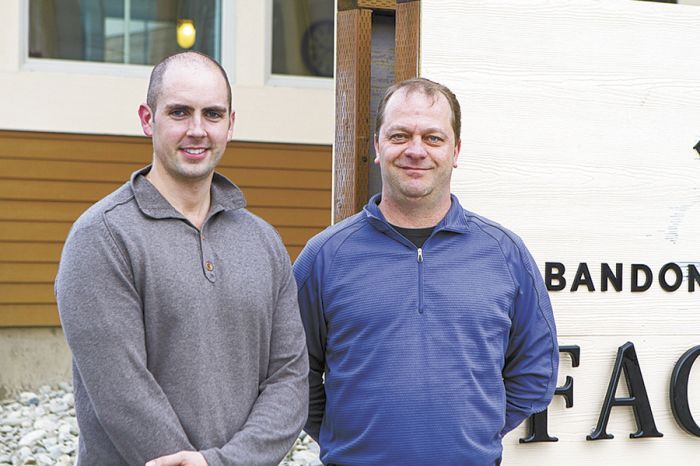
<box><xmin>383</xmin><ymin>171</ymin><xmax>434</xmax><ymax>204</ymax></box>
<box><xmin>158</xmin><ymin>148</ymin><xmax>222</xmax><ymax>183</ymax></box>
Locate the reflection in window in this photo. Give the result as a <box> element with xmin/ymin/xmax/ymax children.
<box><xmin>272</xmin><ymin>0</ymin><xmax>334</xmax><ymax>78</ymax></box>
<box><xmin>29</xmin><ymin>0</ymin><xmax>221</xmax><ymax>65</ymax></box>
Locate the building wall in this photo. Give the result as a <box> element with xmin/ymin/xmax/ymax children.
<box><xmin>0</xmin><ymin>328</ymin><xmax>71</xmax><ymax>399</ymax></box>
<box><xmin>0</xmin><ymin>1</ymin><xmax>334</xmax><ymax>393</ymax></box>
<box><xmin>0</xmin><ymin>129</ymin><xmax>330</xmax><ymax>394</ymax></box>
<box><xmin>0</xmin><ymin>130</ymin><xmax>331</xmax><ymax>328</ymax></box>
<box><xmin>422</xmin><ymin>0</ymin><xmax>700</xmax><ymax>464</ymax></box>
<box><xmin>0</xmin><ymin>0</ymin><xmax>334</xmax><ymax>144</ymax></box>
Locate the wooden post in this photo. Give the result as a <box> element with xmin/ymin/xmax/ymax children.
<box><xmin>333</xmin><ymin>0</ymin><xmax>420</xmax><ymax>223</ymax></box>
<box><xmin>395</xmin><ymin>0</ymin><xmax>420</xmax><ymax>81</ymax></box>
<box><xmin>334</xmin><ymin>7</ymin><xmax>372</xmax><ymax>223</ymax></box>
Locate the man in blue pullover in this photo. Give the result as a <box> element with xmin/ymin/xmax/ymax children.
<box><xmin>294</xmin><ymin>78</ymin><xmax>558</xmax><ymax>465</ymax></box>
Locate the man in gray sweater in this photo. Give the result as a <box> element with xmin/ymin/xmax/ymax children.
<box><xmin>55</xmin><ymin>52</ymin><xmax>308</xmax><ymax>466</ymax></box>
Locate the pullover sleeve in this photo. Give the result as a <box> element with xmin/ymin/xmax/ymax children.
<box><xmin>201</xmin><ymin>240</ymin><xmax>309</xmax><ymax>466</ymax></box>
<box><xmin>56</xmin><ymin>220</ymin><xmax>194</xmax><ymax>465</ymax></box>
<box><xmin>292</xmin><ymin>245</ymin><xmax>328</xmax><ymax>442</ymax></box>
<box><xmin>501</xmin><ymin>241</ymin><xmax>559</xmax><ymax>435</ymax></box>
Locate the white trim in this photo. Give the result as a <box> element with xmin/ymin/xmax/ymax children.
<box><xmin>232</xmin><ymin>0</ymin><xmax>264</xmax><ymax>86</ymax></box>
<box><xmin>267</xmin><ymin>74</ymin><xmax>333</xmax><ymax>89</ymax></box>
<box><xmin>18</xmin><ymin>0</ymin><xmax>28</xmax><ymax>70</ymax></box>
<box><xmin>22</xmin><ymin>58</ymin><xmax>154</xmax><ymax>77</ymax></box>
<box><xmin>123</xmin><ymin>0</ymin><xmax>131</xmax><ymax>63</ymax></box>
<box><xmin>264</xmin><ymin>0</ymin><xmax>273</xmax><ymax>84</ymax></box>
<box><xmin>220</xmin><ymin>0</ymin><xmax>236</xmax><ymax>83</ymax></box>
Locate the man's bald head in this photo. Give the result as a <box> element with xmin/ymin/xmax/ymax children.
<box><xmin>146</xmin><ymin>52</ymin><xmax>232</xmax><ymax>116</ymax></box>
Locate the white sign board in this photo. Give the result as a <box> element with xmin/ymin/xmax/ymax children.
<box><xmin>422</xmin><ymin>0</ymin><xmax>700</xmax><ymax>464</ymax></box>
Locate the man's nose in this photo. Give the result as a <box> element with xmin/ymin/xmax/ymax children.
<box><xmin>187</xmin><ymin>115</ymin><xmax>206</xmax><ymax>137</ymax></box>
<box><xmin>404</xmin><ymin>136</ymin><xmax>427</xmax><ymax>157</ymax></box>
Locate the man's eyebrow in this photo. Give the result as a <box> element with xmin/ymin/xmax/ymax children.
<box><xmin>384</xmin><ymin>124</ymin><xmax>410</xmax><ymax>133</ymax></box>
<box><xmin>384</xmin><ymin>124</ymin><xmax>447</xmax><ymax>135</ymax></box>
<box><xmin>203</xmin><ymin>105</ymin><xmax>228</xmax><ymax>114</ymax></box>
<box><xmin>424</xmin><ymin>127</ymin><xmax>448</xmax><ymax>135</ymax></box>
<box><xmin>163</xmin><ymin>103</ymin><xmax>193</xmax><ymax>112</ymax></box>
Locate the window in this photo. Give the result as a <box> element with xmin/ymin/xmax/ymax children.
<box><xmin>29</xmin><ymin>0</ymin><xmax>221</xmax><ymax>65</ymax></box>
<box><xmin>271</xmin><ymin>0</ymin><xmax>334</xmax><ymax>78</ymax></box>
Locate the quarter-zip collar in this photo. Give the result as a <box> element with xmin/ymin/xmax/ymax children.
<box><xmin>130</xmin><ymin>165</ymin><xmax>247</xmax><ymax>222</ymax></box>
<box><xmin>363</xmin><ymin>193</ymin><xmax>471</xmax><ymax>238</ymax></box>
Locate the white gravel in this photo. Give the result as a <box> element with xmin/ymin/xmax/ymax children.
<box><xmin>0</xmin><ymin>384</ymin><xmax>321</xmax><ymax>466</ymax></box>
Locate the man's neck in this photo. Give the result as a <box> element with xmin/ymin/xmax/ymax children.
<box><xmin>378</xmin><ymin>192</ymin><xmax>452</xmax><ymax>228</ymax></box>
<box><xmin>145</xmin><ymin>165</ymin><xmax>213</xmax><ymax>229</ymax></box>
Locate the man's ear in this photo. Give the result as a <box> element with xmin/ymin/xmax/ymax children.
<box><xmin>227</xmin><ymin>111</ymin><xmax>236</xmax><ymax>141</ymax></box>
<box><xmin>373</xmin><ymin>134</ymin><xmax>381</xmax><ymax>165</ymax></box>
<box><xmin>453</xmin><ymin>139</ymin><xmax>461</xmax><ymax>168</ymax></box>
<box><xmin>138</xmin><ymin>104</ymin><xmax>154</xmax><ymax>137</ymax></box>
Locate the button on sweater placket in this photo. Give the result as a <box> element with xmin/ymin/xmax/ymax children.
<box><xmin>199</xmin><ymin>228</ymin><xmax>216</xmax><ymax>283</ymax></box>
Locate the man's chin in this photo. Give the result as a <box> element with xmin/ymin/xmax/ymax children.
<box><xmin>398</xmin><ymin>189</ymin><xmax>432</xmax><ymax>201</ymax></box>
<box><xmin>173</xmin><ymin>164</ymin><xmax>216</xmax><ymax>182</ymax></box>
<box><xmin>398</xmin><ymin>182</ymin><xmax>431</xmax><ymax>197</ymax></box>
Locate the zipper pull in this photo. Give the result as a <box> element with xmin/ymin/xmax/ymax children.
<box><xmin>417</xmin><ymin>248</ymin><xmax>423</xmax><ymax>263</ymax></box>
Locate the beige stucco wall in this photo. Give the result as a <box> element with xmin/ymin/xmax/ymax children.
<box><xmin>0</xmin><ymin>328</ymin><xmax>71</xmax><ymax>399</ymax></box>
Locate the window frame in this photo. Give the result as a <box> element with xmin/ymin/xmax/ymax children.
<box><xmin>265</xmin><ymin>0</ymin><xmax>333</xmax><ymax>89</ymax></box>
<box><xmin>20</xmin><ymin>0</ymin><xmax>235</xmax><ymax>79</ymax></box>
<box><xmin>19</xmin><ymin>0</ymin><xmax>334</xmax><ymax>90</ymax></box>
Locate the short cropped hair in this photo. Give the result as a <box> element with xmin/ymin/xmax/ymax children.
<box><xmin>146</xmin><ymin>51</ymin><xmax>232</xmax><ymax>115</ymax></box>
<box><xmin>375</xmin><ymin>78</ymin><xmax>461</xmax><ymax>143</ymax></box>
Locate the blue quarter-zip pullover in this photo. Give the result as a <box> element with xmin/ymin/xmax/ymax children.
<box><xmin>294</xmin><ymin>194</ymin><xmax>558</xmax><ymax>466</ymax></box>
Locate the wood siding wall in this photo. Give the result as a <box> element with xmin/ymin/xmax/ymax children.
<box><xmin>0</xmin><ymin>130</ymin><xmax>331</xmax><ymax>327</ymax></box>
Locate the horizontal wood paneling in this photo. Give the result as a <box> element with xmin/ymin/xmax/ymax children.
<box><xmin>0</xmin><ymin>131</ymin><xmax>331</xmax><ymax>169</ymax></box>
<box><xmin>0</xmin><ymin>284</ymin><xmax>55</xmax><ymax>304</ymax></box>
<box><xmin>0</xmin><ymin>200</ymin><xmax>330</xmax><ymax>227</ymax></box>
<box><xmin>0</xmin><ymin>130</ymin><xmax>331</xmax><ymax>327</ymax></box>
<box><xmin>0</xmin><ymin>305</ymin><xmax>60</xmax><ymax>327</ymax></box>
<box><xmin>0</xmin><ymin>243</ymin><xmax>63</xmax><ymax>263</ymax></box>
<box><xmin>0</xmin><ymin>179</ymin><xmax>124</xmax><ymax>202</ymax></box>
<box><xmin>0</xmin><ymin>222</ymin><xmax>72</xmax><ymax>242</ymax></box>
<box><xmin>0</xmin><ymin>133</ymin><xmax>152</xmax><ymax>163</ymax></box>
<box><xmin>0</xmin><ymin>264</ymin><xmax>58</xmax><ymax>284</ymax></box>
<box><xmin>0</xmin><ymin>201</ymin><xmax>89</xmax><ymax>222</ymax></box>
<box><xmin>0</xmin><ymin>180</ymin><xmax>330</xmax><ymax>208</ymax></box>
<box><xmin>0</xmin><ymin>222</ymin><xmax>322</xmax><ymax>245</ymax></box>
<box><xmin>2</xmin><ymin>159</ymin><xmax>330</xmax><ymax>189</ymax></box>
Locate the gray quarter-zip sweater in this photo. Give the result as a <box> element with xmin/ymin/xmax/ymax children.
<box><xmin>55</xmin><ymin>167</ymin><xmax>308</xmax><ymax>466</ymax></box>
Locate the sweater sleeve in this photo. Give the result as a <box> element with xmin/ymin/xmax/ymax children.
<box><xmin>501</xmin><ymin>241</ymin><xmax>559</xmax><ymax>435</ymax></box>
<box><xmin>201</xmin><ymin>238</ymin><xmax>309</xmax><ymax>466</ymax></box>
<box><xmin>56</xmin><ymin>220</ymin><xmax>194</xmax><ymax>465</ymax></box>
<box><xmin>292</xmin><ymin>243</ymin><xmax>328</xmax><ymax>443</ymax></box>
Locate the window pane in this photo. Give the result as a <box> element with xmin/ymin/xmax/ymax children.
<box><xmin>29</xmin><ymin>0</ymin><xmax>221</xmax><ymax>65</ymax></box>
<box><xmin>272</xmin><ymin>0</ymin><xmax>334</xmax><ymax>78</ymax></box>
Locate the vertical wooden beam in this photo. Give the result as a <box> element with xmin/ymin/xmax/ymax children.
<box><xmin>395</xmin><ymin>0</ymin><xmax>420</xmax><ymax>82</ymax></box>
<box><xmin>334</xmin><ymin>0</ymin><xmax>420</xmax><ymax>222</ymax></box>
<box><xmin>334</xmin><ymin>8</ymin><xmax>372</xmax><ymax>223</ymax></box>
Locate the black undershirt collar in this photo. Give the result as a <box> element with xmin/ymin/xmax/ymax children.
<box><xmin>389</xmin><ymin>223</ymin><xmax>436</xmax><ymax>248</ymax></box>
